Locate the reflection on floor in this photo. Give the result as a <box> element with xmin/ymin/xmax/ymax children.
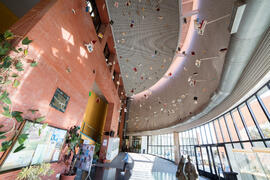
<box><xmin>90</xmin><ymin>153</ymin><xmax>209</xmax><ymax>180</ymax></box>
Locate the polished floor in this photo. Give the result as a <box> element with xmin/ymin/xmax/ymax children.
<box><xmin>89</xmin><ymin>153</ymin><xmax>209</xmax><ymax>180</ymax></box>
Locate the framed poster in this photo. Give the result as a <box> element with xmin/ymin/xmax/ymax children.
<box><xmin>106</xmin><ymin>137</ymin><xmax>119</xmax><ymax>161</ymax></box>
<box><xmin>75</xmin><ymin>144</ymin><xmax>95</xmax><ymax>171</ymax></box>
<box><xmin>0</xmin><ymin>121</ymin><xmax>67</xmax><ymax>172</ymax></box>
<box><xmin>49</xmin><ymin>88</ymin><xmax>70</xmax><ymax>113</ymax></box>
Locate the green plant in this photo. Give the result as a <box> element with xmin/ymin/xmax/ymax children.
<box><xmin>0</xmin><ymin>30</ymin><xmax>45</xmax><ymax>153</ymax></box>
<box><xmin>65</xmin><ymin>126</ymin><xmax>81</xmax><ymax>153</ymax></box>
<box><xmin>16</xmin><ymin>163</ymin><xmax>54</xmax><ymax>180</ymax></box>
<box><xmin>63</xmin><ymin>126</ymin><xmax>81</xmax><ymax>175</ymax></box>
<box><xmin>93</xmin><ymin>142</ymin><xmax>101</xmax><ymax>160</ymax></box>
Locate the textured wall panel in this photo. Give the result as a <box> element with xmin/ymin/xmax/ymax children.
<box><xmin>106</xmin><ymin>0</ymin><xmax>179</xmax><ymax>96</ymax></box>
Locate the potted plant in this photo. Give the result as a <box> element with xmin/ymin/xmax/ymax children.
<box><xmin>16</xmin><ymin>163</ymin><xmax>54</xmax><ymax>180</ymax></box>
<box><xmin>60</xmin><ymin>126</ymin><xmax>81</xmax><ymax>180</ymax></box>
<box><xmin>92</xmin><ymin>142</ymin><xmax>100</xmax><ymax>164</ymax></box>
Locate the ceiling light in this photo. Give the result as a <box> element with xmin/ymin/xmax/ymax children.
<box><xmin>229</xmin><ymin>0</ymin><xmax>246</xmax><ymax>34</ymax></box>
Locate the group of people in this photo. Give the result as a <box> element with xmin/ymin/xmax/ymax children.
<box><xmin>176</xmin><ymin>155</ymin><xmax>198</xmax><ymax>180</ymax></box>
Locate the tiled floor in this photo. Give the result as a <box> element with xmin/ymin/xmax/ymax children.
<box><xmin>90</xmin><ymin>153</ymin><xmax>209</xmax><ymax>180</ymax></box>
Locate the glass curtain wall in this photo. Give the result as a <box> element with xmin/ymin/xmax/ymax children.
<box><xmin>148</xmin><ymin>133</ymin><xmax>174</xmax><ymax>161</ymax></box>
<box><xmin>178</xmin><ymin>81</ymin><xmax>270</xmax><ymax>180</ymax></box>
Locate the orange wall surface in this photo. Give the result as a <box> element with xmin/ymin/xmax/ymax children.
<box><xmin>0</xmin><ymin>0</ymin><xmax>121</xmax><ymax>178</ymax></box>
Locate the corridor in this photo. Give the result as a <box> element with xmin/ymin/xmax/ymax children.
<box><xmin>90</xmin><ymin>153</ymin><xmax>209</xmax><ymax>180</ymax></box>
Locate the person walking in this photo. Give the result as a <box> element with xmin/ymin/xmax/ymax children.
<box><xmin>176</xmin><ymin>155</ymin><xmax>186</xmax><ymax>180</ymax></box>
<box><xmin>122</xmin><ymin>153</ymin><xmax>129</xmax><ymax>172</ymax></box>
<box><xmin>184</xmin><ymin>155</ymin><xmax>198</xmax><ymax>180</ymax></box>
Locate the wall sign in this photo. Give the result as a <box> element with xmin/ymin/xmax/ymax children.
<box><xmin>106</xmin><ymin>137</ymin><xmax>119</xmax><ymax>161</ymax></box>
<box><xmin>0</xmin><ymin>121</ymin><xmax>67</xmax><ymax>172</ymax></box>
<box><xmin>50</xmin><ymin>88</ymin><xmax>70</xmax><ymax>113</ymax></box>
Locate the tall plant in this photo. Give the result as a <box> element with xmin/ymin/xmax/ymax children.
<box><xmin>0</xmin><ymin>30</ymin><xmax>45</xmax><ymax>153</ymax></box>
<box><xmin>63</xmin><ymin>126</ymin><xmax>81</xmax><ymax>176</ymax></box>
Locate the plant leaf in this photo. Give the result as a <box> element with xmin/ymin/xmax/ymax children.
<box><xmin>0</xmin><ymin>140</ymin><xmax>12</xmax><ymax>152</ymax></box>
<box><xmin>14</xmin><ymin>144</ymin><xmax>25</xmax><ymax>153</ymax></box>
<box><xmin>12</xmin><ymin>111</ymin><xmax>23</xmax><ymax>122</ymax></box>
<box><xmin>3</xmin><ymin>80</ymin><xmax>12</xmax><ymax>85</ymax></box>
<box><xmin>18</xmin><ymin>134</ymin><xmax>28</xmax><ymax>144</ymax></box>
<box><xmin>30</xmin><ymin>61</ymin><xmax>38</xmax><ymax>67</ymax></box>
<box><xmin>3</xmin><ymin>106</ymin><xmax>9</xmax><ymax>112</ymax></box>
<box><xmin>12</xmin><ymin>73</ymin><xmax>18</xmax><ymax>78</ymax></box>
<box><xmin>2</xmin><ymin>56</ymin><xmax>12</xmax><ymax>69</ymax></box>
<box><xmin>38</xmin><ymin>128</ymin><xmax>41</xmax><ymax>136</ymax></box>
<box><xmin>28</xmin><ymin>109</ymin><xmax>38</xmax><ymax>114</ymax></box>
<box><xmin>15</xmin><ymin>61</ymin><xmax>24</xmax><ymax>71</ymax></box>
<box><xmin>35</xmin><ymin>116</ymin><xmax>46</xmax><ymax>123</ymax></box>
<box><xmin>13</xmin><ymin>79</ymin><xmax>20</xmax><ymax>88</ymax></box>
<box><xmin>4</xmin><ymin>30</ymin><xmax>13</xmax><ymax>39</ymax></box>
<box><xmin>2</xmin><ymin>97</ymin><xmax>11</xmax><ymax>105</ymax></box>
<box><xmin>24</xmin><ymin>49</ymin><xmax>28</xmax><ymax>56</ymax></box>
<box><xmin>0</xmin><ymin>45</ymin><xmax>9</xmax><ymax>55</ymax></box>
<box><xmin>18</xmin><ymin>48</ymin><xmax>23</xmax><ymax>52</ymax></box>
<box><xmin>2</xmin><ymin>111</ymin><xmax>12</xmax><ymax>118</ymax></box>
<box><xmin>0</xmin><ymin>91</ymin><xmax>11</xmax><ymax>105</ymax></box>
<box><xmin>0</xmin><ymin>91</ymin><xmax>8</xmax><ymax>100</ymax></box>
<box><xmin>0</xmin><ymin>135</ymin><xmax>6</xmax><ymax>139</ymax></box>
<box><xmin>22</xmin><ymin>37</ymin><xmax>32</xmax><ymax>45</ymax></box>
<box><xmin>2</xmin><ymin>106</ymin><xmax>11</xmax><ymax>118</ymax></box>
<box><xmin>42</xmin><ymin>123</ymin><xmax>48</xmax><ymax>129</ymax></box>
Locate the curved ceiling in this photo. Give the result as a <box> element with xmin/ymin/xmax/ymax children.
<box><xmin>106</xmin><ymin>0</ymin><xmax>179</xmax><ymax>96</ymax></box>
<box><xmin>126</xmin><ymin>0</ymin><xmax>235</xmax><ymax>133</ymax></box>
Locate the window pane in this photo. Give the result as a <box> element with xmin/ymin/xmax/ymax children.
<box><xmin>248</xmin><ymin>96</ymin><xmax>270</xmax><ymax>138</ymax></box>
<box><xmin>201</xmin><ymin>126</ymin><xmax>207</xmax><ymax>144</ymax></box>
<box><xmin>218</xmin><ymin>147</ymin><xmax>230</xmax><ymax>172</ymax></box>
<box><xmin>196</xmin><ymin>127</ymin><xmax>202</xmax><ymax>144</ymax></box>
<box><xmin>193</xmin><ymin>129</ymin><xmax>199</xmax><ymax>145</ymax></box>
<box><xmin>190</xmin><ymin>147</ymin><xmax>196</xmax><ymax>164</ymax></box>
<box><xmin>239</xmin><ymin>104</ymin><xmax>261</xmax><ymax>140</ymax></box>
<box><xmin>219</xmin><ymin>117</ymin><xmax>231</xmax><ymax>142</ymax></box>
<box><xmin>209</xmin><ymin>122</ymin><xmax>217</xmax><ymax>143</ymax></box>
<box><xmin>212</xmin><ymin>146</ymin><xmax>223</xmax><ymax>177</ymax></box>
<box><xmin>187</xmin><ymin>131</ymin><xmax>191</xmax><ymax>145</ymax></box>
<box><xmin>205</xmin><ymin>124</ymin><xmax>212</xmax><ymax>144</ymax></box>
<box><xmin>207</xmin><ymin>147</ymin><xmax>216</xmax><ymax>174</ymax></box>
<box><xmin>201</xmin><ymin>147</ymin><xmax>210</xmax><ymax>172</ymax></box>
<box><xmin>182</xmin><ymin>131</ymin><xmax>186</xmax><ymax>145</ymax></box>
<box><xmin>165</xmin><ymin>134</ymin><xmax>168</xmax><ymax>145</ymax></box>
<box><xmin>189</xmin><ymin>130</ymin><xmax>194</xmax><ymax>145</ymax></box>
<box><xmin>214</xmin><ymin>120</ymin><xmax>224</xmax><ymax>142</ymax></box>
<box><xmin>258</xmin><ymin>86</ymin><xmax>270</xmax><ymax>117</ymax></box>
<box><xmin>196</xmin><ymin>147</ymin><xmax>203</xmax><ymax>170</ymax></box>
<box><xmin>232</xmin><ymin>109</ymin><xmax>249</xmax><ymax>141</ymax></box>
<box><xmin>225</xmin><ymin>113</ymin><xmax>239</xmax><ymax>141</ymax></box>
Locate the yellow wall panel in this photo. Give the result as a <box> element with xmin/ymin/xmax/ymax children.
<box><xmin>81</xmin><ymin>91</ymin><xmax>108</xmax><ymax>141</ymax></box>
